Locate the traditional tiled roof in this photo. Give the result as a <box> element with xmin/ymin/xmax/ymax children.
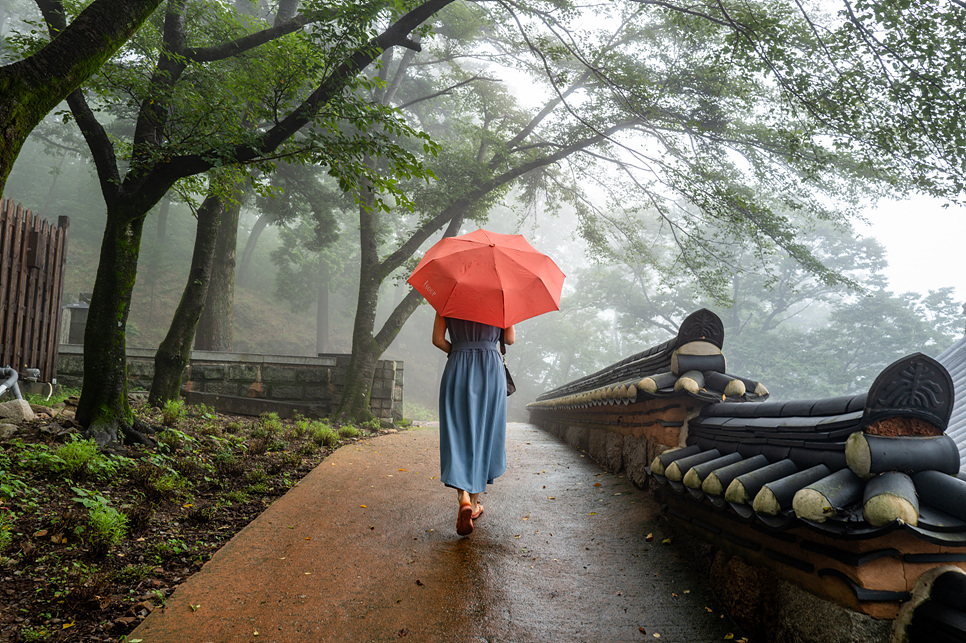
<box><xmin>652</xmin><ymin>352</ymin><xmax>964</xmax><ymax>546</ymax></box>
<box><xmin>530</xmin><ymin>309</ymin><xmax>768</xmax><ymax>409</ymax></box>
<box><xmin>936</xmin><ymin>335</ymin><xmax>966</xmax><ymax>468</ymax></box>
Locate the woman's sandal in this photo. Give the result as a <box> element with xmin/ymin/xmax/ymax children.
<box><xmin>471</xmin><ymin>503</ymin><xmax>484</xmax><ymax>521</ymax></box>
<box><xmin>456</xmin><ymin>501</ymin><xmax>474</xmax><ymax>536</ymax></box>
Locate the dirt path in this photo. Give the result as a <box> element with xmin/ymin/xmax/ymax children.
<box><xmin>131</xmin><ymin>423</ymin><xmax>741</xmax><ymax>642</ymax></box>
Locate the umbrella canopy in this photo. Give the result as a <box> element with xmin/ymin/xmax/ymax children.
<box><xmin>407</xmin><ymin>229</ymin><xmax>565</xmax><ymax>328</ymax></box>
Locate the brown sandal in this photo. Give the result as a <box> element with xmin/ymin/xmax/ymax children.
<box><xmin>456</xmin><ymin>501</ymin><xmax>474</xmax><ymax>536</ymax></box>
<box><xmin>471</xmin><ymin>503</ymin><xmax>484</xmax><ymax>521</ymax></box>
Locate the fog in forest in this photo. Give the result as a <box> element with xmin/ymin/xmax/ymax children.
<box><xmin>2</xmin><ymin>0</ymin><xmax>963</xmax><ymax>422</ymax></box>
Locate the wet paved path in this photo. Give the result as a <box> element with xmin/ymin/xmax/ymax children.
<box><xmin>132</xmin><ymin>423</ymin><xmax>741</xmax><ymax>642</ymax></box>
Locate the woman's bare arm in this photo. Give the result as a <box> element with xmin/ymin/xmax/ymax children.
<box><xmin>432</xmin><ymin>313</ymin><xmax>451</xmax><ymax>353</ymax></box>
<box><xmin>504</xmin><ymin>324</ymin><xmax>515</xmax><ymax>345</ymax></box>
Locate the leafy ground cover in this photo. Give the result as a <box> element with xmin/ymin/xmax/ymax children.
<box><xmin>0</xmin><ymin>392</ymin><xmax>399</xmax><ymax>642</ymax></box>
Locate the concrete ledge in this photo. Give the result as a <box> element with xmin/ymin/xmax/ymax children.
<box><xmin>184</xmin><ymin>391</ymin><xmax>327</xmax><ymax>420</ymax></box>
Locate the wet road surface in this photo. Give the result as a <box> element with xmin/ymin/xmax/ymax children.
<box><xmin>131</xmin><ymin>423</ymin><xmax>741</xmax><ymax>642</ymax></box>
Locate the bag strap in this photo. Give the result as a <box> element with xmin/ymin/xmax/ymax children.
<box><xmin>499</xmin><ymin>329</ymin><xmax>507</xmax><ymax>355</ymax></box>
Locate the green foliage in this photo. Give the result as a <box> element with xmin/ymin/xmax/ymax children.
<box><xmin>292</xmin><ymin>418</ymin><xmax>310</xmax><ymax>439</ymax></box>
<box><xmin>85</xmin><ymin>505</ymin><xmax>128</xmax><ymax>556</ymax></box>
<box><xmin>259</xmin><ymin>412</ymin><xmax>284</xmax><ymax>435</ymax></box>
<box><xmin>156</xmin><ymin>428</ymin><xmax>194</xmax><ymax>454</ymax></box>
<box><xmin>0</xmin><ymin>509</ymin><xmax>13</xmax><ymax>553</ymax></box>
<box><xmin>310</xmin><ymin>423</ymin><xmax>338</xmax><ymax>447</ymax></box>
<box><xmin>19</xmin><ymin>626</ymin><xmax>51</xmax><ymax>643</ymax></box>
<box><xmin>55</xmin><ymin>437</ymin><xmax>121</xmax><ymax>480</ymax></box>
<box><xmin>72</xmin><ymin>487</ymin><xmax>127</xmax><ymax>556</ymax></box>
<box><xmin>338</xmin><ymin>425</ymin><xmax>360</xmax><ymax>439</ymax></box>
<box><xmin>161</xmin><ymin>399</ymin><xmax>187</xmax><ymax>427</ymax></box>
<box><xmin>21</xmin><ymin>386</ymin><xmax>80</xmax><ymax>407</ymax></box>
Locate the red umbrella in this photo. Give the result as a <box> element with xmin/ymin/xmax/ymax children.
<box><xmin>407</xmin><ymin>229</ymin><xmax>565</xmax><ymax>328</ymax></box>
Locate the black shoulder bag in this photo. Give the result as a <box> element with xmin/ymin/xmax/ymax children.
<box><xmin>499</xmin><ymin>330</ymin><xmax>516</xmax><ymax>396</ymax></box>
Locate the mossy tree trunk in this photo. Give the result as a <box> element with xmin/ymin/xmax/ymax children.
<box><xmin>149</xmin><ymin>194</ymin><xmax>225</xmax><ymax>406</ymax></box>
<box><xmin>74</xmin><ymin>204</ymin><xmax>149</xmax><ymax>447</ymax></box>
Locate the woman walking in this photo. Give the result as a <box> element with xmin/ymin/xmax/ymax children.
<box><xmin>407</xmin><ymin>228</ymin><xmax>564</xmax><ymax>536</ymax></box>
<box><xmin>433</xmin><ymin>313</ymin><xmax>515</xmax><ymax>535</ymax></box>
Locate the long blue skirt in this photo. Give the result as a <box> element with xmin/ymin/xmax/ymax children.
<box><xmin>439</xmin><ymin>319</ymin><xmax>507</xmax><ymax>494</ymax></box>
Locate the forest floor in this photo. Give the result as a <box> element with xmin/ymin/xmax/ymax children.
<box><xmin>0</xmin><ymin>394</ymin><xmax>401</xmax><ymax>643</ymax></box>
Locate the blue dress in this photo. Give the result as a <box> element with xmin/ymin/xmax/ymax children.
<box><xmin>439</xmin><ymin>318</ymin><xmax>507</xmax><ymax>493</ymax></box>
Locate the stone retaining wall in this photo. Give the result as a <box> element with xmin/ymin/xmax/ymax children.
<box><xmin>56</xmin><ymin>345</ymin><xmax>403</xmax><ymax>420</ymax></box>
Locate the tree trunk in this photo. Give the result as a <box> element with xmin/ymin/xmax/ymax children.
<box><xmin>236</xmin><ymin>213</ymin><xmax>268</xmax><ymax>287</ymax></box>
<box><xmin>316</xmin><ymin>254</ymin><xmax>329</xmax><ymax>354</ymax></box>
<box><xmin>149</xmin><ymin>194</ymin><xmax>224</xmax><ymax>405</ymax></box>
<box><xmin>195</xmin><ymin>193</ymin><xmax>241</xmax><ymax>351</ymax></box>
<box><xmin>336</xmin><ymin>184</ymin><xmax>381</xmax><ymax>420</ymax></box>
<box><xmin>75</xmin><ymin>206</ymin><xmax>148</xmax><ymax>446</ymax></box>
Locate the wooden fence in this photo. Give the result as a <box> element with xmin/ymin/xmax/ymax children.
<box><xmin>0</xmin><ymin>197</ymin><xmax>70</xmax><ymax>383</ymax></box>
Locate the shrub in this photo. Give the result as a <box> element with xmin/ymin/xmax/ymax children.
<box><xmin>225</xmin><ymin>420</ymin><xmax>242</xmax><ymax>434</ymax></box>
<box><xmin>161</xmin><ymin>399</ymin><xmax>187</xmax><ymax>427</ymax></box>
<box><xmin>86</xmin><ymin>505</ymin><xmax>128</xmax><ymax>556</ymax></box>
<box><xmin>310</xmin><ymin>424</ymin><xmax>338</xmax><ymax>447</ymax></box>
<box><xmin>338</xmin><ymin>425</ymin><xmax>360</xmax><ymax>439</ymax></box>
<box><xmin>55</xmin><ymin>438</ymin><xmax>101</xmax><ymax>479</ymax></box>
<box><xmin>259</xmin><ymin>412</ymin><xmax>284</xmax><ymax>435</ymax></box>
<box><xmin>291</xmin><ymin>419</ymin><xmax>310</xmax><ymax>439</ymax></box>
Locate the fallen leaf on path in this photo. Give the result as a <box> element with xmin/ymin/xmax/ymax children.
<box><xmin>398</xmin><ymin>628</ymin><xmax>409</xmax><ymax>637</ymax></box>
<box><xmin>360</xmin><ymin>505</ymin><xmax>367</xmax><ymax>508</ymax></box>
<box><xmin>588</xmin><ymin>512</ymin><xmax>597</xmax><ymax>515</ymax></box>
<box><xmin>723</xmin><ymin>635</ymin><xmax>734</xmax><ymax>640</ymax></box>
<box><xmin>190</xmin><ymin>604</ymin><xmax>200</xmax><ymax>612</ymax></box>
<box><xmin>645</xmin><ymin>533</ymin><xmax>654</xmax><ymax>542</ymax></box>
<box><xmin>662</xmin><ymin>538</ymin><xmax>672</xmax><ymax>544</ymax></box>
<box><xmin>594</xmin><ymin>483</ymin><xmax>602</xmax><ymax>487</ymax></box>
<box><xmin>398</xmin><ymin>468</ymin><xmax>407</xmax><ymax>472</ymax></box>
<box><xmin>415</xmin><ymin>580</ymin><xmax>424</xmax><ymax>586</ymax></box>
<box><xmin>639</xmin><ymin>627</ymin><xmax>646</xmax><ymax>634</ymax></box>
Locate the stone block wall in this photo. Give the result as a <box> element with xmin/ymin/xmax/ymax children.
<box><xmin>529</xmin><ymin>399</ymin><xmax>698</xmax><ymax>489</ymax></box>
<box><xmin>56</xmin><ymin>346</ymin><xmax>404</xmax><ymax>420</ymax></box>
